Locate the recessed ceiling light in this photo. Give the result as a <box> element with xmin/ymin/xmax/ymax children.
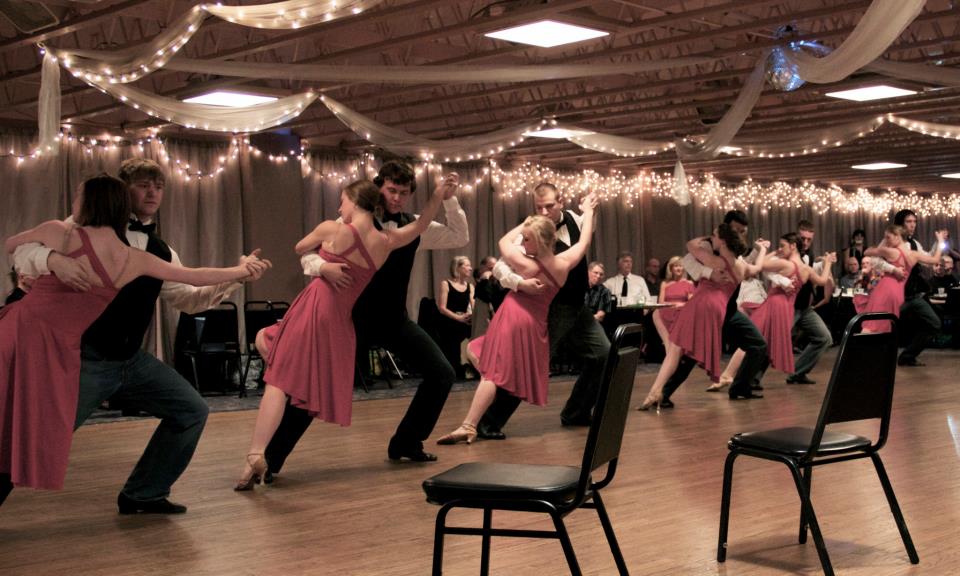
<box><xmin>825</xmin><ymin>85</ymin><xmax>917</xmax><ymax>102</ymax></box>
<box><xmin>484</xmin><ymin>20</ymin><xmax>608</xmax><ymax>48</ymax></box>
<box><xmin>183</xmin><ymin>91</ymin><xmax>279</xmax><ymax>107</ymax></box>
<box><xmin>522</xmin><ymin>128</ymin><xmax>597</xmax><ymax>139</ymax></box>
<box><xmin>942</xmin><ymin>173</ymin><xmax>960</xmax><ymax>179</ymax></box>
<box><xmin>851</xmin><ymin>162</ymin><xmax>907</xmax><ymax>170</ymax></box>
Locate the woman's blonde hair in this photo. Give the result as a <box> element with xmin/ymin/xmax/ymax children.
<box><xmin>450</xmin><ymin>255</ymin><xmax>471</xmax><ymax>277</ymax></box>
<box><xmin>665</xmin><ymin>255</ymin><xmax>685</xmax><ymax>280</ymax></box>
<box><xmin>522</xmin><ymin>215</ymin><xmax>556</xmax><ymax>254</ymax></box>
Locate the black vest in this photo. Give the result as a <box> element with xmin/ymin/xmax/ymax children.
<box><xmin>353</xmin><ymin>214</ymin><xmax>421</xmax><ymax>331</ymax></box>
<box><xmin>794</xmin><ymin>251</ymin><xmax>814</xmax><ymax>311</ymax></box>
<box><xmin>903</xmin><ymin>237</ymin><xmax>929</xmax><ymax>298</ymax></box>
<box><xmin>81</xmin><ymin>230</ymin><xmax>172</xmax><ymax>360</ymax></box>
<box><xmin>553</xmin><ymin>211</ymin><xmax>589</xmax><ymax>306</ymax></box>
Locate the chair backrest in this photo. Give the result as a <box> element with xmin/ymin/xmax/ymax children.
<box><xmin>808</xmin><ymin>312</ymin><xmax>899</xmax><ymax>458</ymax></box>
<box><xmin>243</xmin><ymin>300</ymin><xmax>288</xmax><ymax>350</ymax></box>
<box><xmin>193</xmin><ymin>301</ymin><xmax>239</xmax><ymax>351</ymax></box>
<box><xmin>577</xmin><ymin>323</ymin><xmax>643</xmax><ymax>496</ymax></box>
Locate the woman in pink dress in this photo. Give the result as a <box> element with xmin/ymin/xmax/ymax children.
<box><xmin>435</xmin><ymin>194</ymin><xmax>597</xmax><ymax>445</ymax></box>
<box><xmin>747</xmin><ymin>233</ymin><xmax>835</xmax><ymax>374</ymax></box>
<box><xmin>639</xmin><ymin>225</ymin><xmax>766</xmax><ymax>410</ymax></box>
<box><xmin>1</xmin><ymin>175</ymin><xmax>263</xmax><ymax>496</ymax></box>
<box><xmin>652</xmin><ymin>255</ymin><xmax>695</xmax><ymax>343</ymax></box>
<box><xmin>860</xmin><ymin>224</ymin><xmax>945</xmax><ymax>333</ymax></box>
<box><xmin>235</xmin><ymin>176</ymin><xmax>451</xmax><ymax>490</ymax></box>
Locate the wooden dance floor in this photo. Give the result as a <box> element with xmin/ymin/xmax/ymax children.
<box><xmin>2</xmin><ymin>348</ymin><xmax>959</xmax><ymax>575</ymax></box>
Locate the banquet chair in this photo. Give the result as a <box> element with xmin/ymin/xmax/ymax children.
<box><xmin>717</xmin><ymin>312</ymin><xmax>918</xmax><ymax>576</ymax></box>
<box><xmin>422</xmin><ymin>323</ymin><xmax>642</xmax><ymax>575</ymax></box>
<box><xmin>178</xmin><ymin>302</ymin><xmax>242</xmax><ymax>395</ymax></box>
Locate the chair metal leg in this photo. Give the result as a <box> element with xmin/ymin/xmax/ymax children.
<box><xmin>717</xmin><ymin>450</ymin><xmax>738</xmax><ymax>562</ymax></box>
<box><xmin>870</xmin><ymin>453</ymin><xmax>920</xmax><ymax>564</ymax></box>
<box><xmin>433</xmin><ymin>504</ymin><xmax>453</xmax><ymax>576</ymax></box>
<box><xmin>480</xmin><ymin>508</ymin><xmax>492</xmax><ymax>576</ymax></box>
<box><xmin>798</xmin><ymin>464</ymin><xmax>813</xmax><ymax>544</ymax></box>
<box><xmin>549</xmin><ymin>510</ymin><xmax>582</xmax><ymax>575</ymax></box>
<box><xmin>787</xmin><ymin>461</ymin><xmax>834</xmax><ymax>576</ymax></box>
<box><xmin>382</xmin><ymin>349</ymin><xmax>402</xmax><ymax>388</ymax></box>
<box><xmin>592</xmin><ymin>490</ymin><xmax>629</xmax><ymax>575</ymax></box>
<box><xmin>240</xmin><ymin>354</ymin><xmax>253</xmax><ymax>398</ymax></box>
<box><xmin>189</xmin><ymin>356</ymin><xmax>201</xmax><ymax>393</ymax></box>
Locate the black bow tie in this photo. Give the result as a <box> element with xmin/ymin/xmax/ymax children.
<box><xmin>128</xmin><ymin>219</ymin><xmax>156</xmax><ymax>234</ymax></box>
<box><xmin>382</xmin><ymin>212</ymin><xmax>403</xmax><ymax>225</ymax></box>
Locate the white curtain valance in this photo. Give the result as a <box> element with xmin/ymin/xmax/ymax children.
<box><xmin>784</xmin><ymin>0</ymin><xmax>926</xmax><ymax>84</ymax></box>
<box><xmin>319</xmin><ymin>95</ymin><xmax>543</xmax><ymax>159</ymax></box>
<box><xmin>82</xmin><ymin>75</ymin><xmax>318</xmax><ymax>133</ymax></box>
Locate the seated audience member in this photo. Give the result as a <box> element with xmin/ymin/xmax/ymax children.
<box><xmin>5</xmin><ymin>268</ymin><xmax>35</xmax><ymax>305</ymax></box>
<box><xmin>651</xmin><ymin>256</ymin><xmax>694</xmax><ymax>344</ymax></box>
<box><xmin>931</xmin><ymin>256</ymin><xmax>959</xmax><ymax>294</ymax></box>
<box><xmin>643</xmin><ymin>257</ymin><xmax>662</xmax><ymax>296</ymax></box>
<box><xmin>436</xmin><ymin>256</ymin><xmax>475</xmax><ymax>379</ymax></box>
<box><xmin>603</xmin><ymin>251</ymin><xmax>651</xmax><ymax>306</ymax></box>
<box><xmin>839</xmin><ymin>256</ymin><xmax>860</xmax><ymax>290</ymax></box>
<box><xmin>473</xmin><ymin>256</ymin><xmax>509</xmax><ymax>338</ymax></box>
<box><xmin>584</xmin><ymin>261</ymin><xmax>613</xmax><ymax>322</ymax></box>
<box><xmin>841</xmin><ymin>228</ymin><xmax>867</xmax><ymax>267</ymax></box>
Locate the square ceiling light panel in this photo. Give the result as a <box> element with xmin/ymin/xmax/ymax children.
<box><xmin>825</xmin><ymin>85</ymin><xmax>917</xmax><ymax>102</ymax></box>
<box><xmin>485</xmin><ymin>20</ymin><xmax>608</xmax><ymax>48</ymax></box>
<box><xmin>851</xmin><ymin>162</ymin><xmax>908</xmax><ymax>170</ymax></box>
<box><xmin>183</xmin><ymin>91</ymin><xmax>279</xmax><ymax>107</ymax></box>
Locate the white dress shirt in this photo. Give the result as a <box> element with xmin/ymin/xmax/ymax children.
<box><xmin>603</xmin><ymin>273</ymin><xmax>652</xmax><ymax>305</ymax></box>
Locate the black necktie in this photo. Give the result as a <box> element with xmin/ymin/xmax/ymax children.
<box><xmin>908</xmin><ymin>237</ymin><xmax>918</xmax><ymax>251</ymax></box>
<box><xmin>621</xmin><ymin>276</ymin><xmax>629</xmax><ymax>297</ymax></box>
<box><xmin>128</xmin><ymin>219</ymin><xmax>156</xmax><ymax>234</ymax></box>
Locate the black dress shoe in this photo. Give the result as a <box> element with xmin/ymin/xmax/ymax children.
<box><xmin>786</xmin><ymin>374</ymin><xmax>816</xmax><ymax>385</ymax></box>
<box><xmin>729</xmin><ymin>388</ymin><xmax>764</xmax><ymax>400</ymax></box>
<box><xmin>658</xmin><ymin>398</ymin><xmax>675</xmax><ymax>409</ymax></box>
<box><xmin>262</xmin><ymin>470</ymin><xmax>275</xmax><ymax>485</ymax></box>
<box><xmin>751</xmin><ymin>383</ymin><xmax>764</xmax><ymax>391</ymax></box>
<box><xmin>0</xmin><ymin>473</ymin><xmax>12</xmax><ymax>507</ymax></box>
<box><xmin>897</xmin><ymin>357</ymin><xmax>925</xmax><ymax>367</ymax></box>
<box><xmin>476</xmin><ymin>424</ymin><xmax>506</xmax><ymax>440</ymax></box>
<box><xmin>117</xmin><ymin>493</ymin><xmax>187</xmax><ymax>515</ymax></box>
<box><xmin>560</xmin><ymin>416</ymin><xmax>591</xmax><ymax>427</ymax></box>
<box><xmin>387</xmin><ymin>441</ymin><xmax>437</xmax><ymax>462</ymax></box>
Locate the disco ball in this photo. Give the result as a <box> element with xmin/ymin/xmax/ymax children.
<box><xmin>766</xmin><ymin>46</ymin><xmax>805</xmax><ymax>92</ymax></box>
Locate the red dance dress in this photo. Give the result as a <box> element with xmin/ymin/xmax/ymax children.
<box><xmin>668</xmin><ymin>255</ymin><xmax>738</xmax><ymax>383</ymax></box>
<box><xmin>467</xmin><ymin>260</ymin><xmax>560</xmax><ymax>406</ymax></box>
<box><xmin>859</xmin><ymin>247</ymin><xmax>909</xmax><ymax>333</ymax></box>
<box><xmin>0</xmin><ymin>228</ymin><xmax>118</xmax><ymax>490</ymax></box>
<box><xmin>658</xmin><ymin>280</ymin><xmax>695</xmax><ymax>332</ymax></box>
<box><xmin>748</xmin><ymin>262</ymin><xmax>802</xmax><ymax>374</ymax></box>
<box><xmin>262</xmin><ymin>224</ymin><xmax>377</xmax><ymax>426</ymax></box>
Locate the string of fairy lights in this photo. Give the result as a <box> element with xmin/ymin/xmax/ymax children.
<box><xmin>2</xmin><ymin>134</ymin><xmax>958</xmax><ymax>217</ymax></box>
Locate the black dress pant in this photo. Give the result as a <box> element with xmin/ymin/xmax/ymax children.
<box><xmin>662</xmin><ymin>310</ymin><xmax>768</xmax><ymax>399</ymax></box>
<box><xmin>265</xmin><ymin>316</ymin><xmax>454</xmax><ymax>473</ymax></box>
<box><xmin>899</xmin><ymin>296</ymin><xmax>941</xmax><ymax>362</ymax></box>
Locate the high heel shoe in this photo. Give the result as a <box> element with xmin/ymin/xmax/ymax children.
<box><xmin>234</xmin><ymin>452</ymin><xmax>268</xmax><ymax>491</ymax></box>
<box><xmin>638</xmin><ymin>393</ymin><xmax>662</xmax><ymax>412</ymax></box>
<box><xmin>706</xmin><ymin>375</ymin><xmax>733</xmax><ymax>392</ymax></box>
<box><xmin>436</xmin><ymin>423</ymin><xmax>477</xmax><ymax>445</ymax></box>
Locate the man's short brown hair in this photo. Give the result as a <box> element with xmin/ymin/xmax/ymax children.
<box><xmin>118</xmin><ymin>158</ymin><xmax>165</xmax><ymax>186</ymax></box>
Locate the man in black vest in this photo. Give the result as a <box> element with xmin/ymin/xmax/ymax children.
<box><xmin>477</xmin><ymin>181</ymin><xmax>610</xmax><ymax>438</ymax></box>
<box><xmin>894</xmin><ymin>209</ymin><xmax>943</xmax><ymax>366</ymax></box>
<box><xmin>12</xmin><ymin>158</ymin><xmax>269</xmax><ymax>514</ymax></box>
<box><xmin>786</xmin><ymin>219</ymin><xmax>833</xmax><ymax>384</ymax></box>
<box><xmin>263</xmin><ymin>162</ymin><xmax>468</xmax><ymax>474</ymax></box>
<box><xmin>660</xmin><ymin>210</ymin><xmax>768</xmax><ymax>403</ymax></box>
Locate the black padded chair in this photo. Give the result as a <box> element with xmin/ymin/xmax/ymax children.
<box><xmin>717</xmin><ymin>312</ymin><xmax>918</xmax><ymax>576</ymax></box>
<box><xmin>422</xmin><ymin>323</ymin><xmax>642</xmax><ymax>575</ymax></box>
<box><xmin>177</xmin><ymin>302</ymin><xmax>242</xmax><ymax>395</ymax></box>
<box><xmin>239</xmin><ymin>300</ymin><xmax>289</xmax><ymax>397</ymax></box>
